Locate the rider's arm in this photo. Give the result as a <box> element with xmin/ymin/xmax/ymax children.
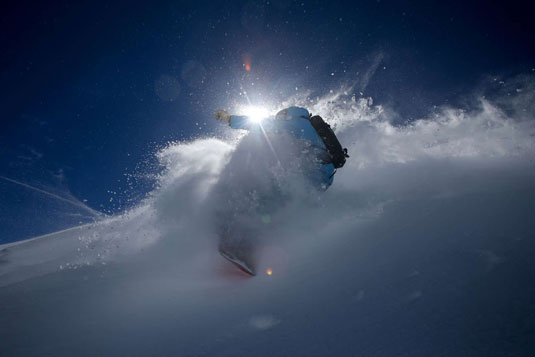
<box><xmin>229</xmin><ymin>115</ymin><xmax>252</xmax><ymax>130</ymax></box>
<box><xmin>229</xmin><ymin>115</ymin><xmax>272</xmax><ymax>132</ymax></box>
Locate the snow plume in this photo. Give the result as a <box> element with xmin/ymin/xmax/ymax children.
<box><xmin>0</xmin><ymin>139</ymin><xmax>234</xmax><ymax>286</ymax></box>
<box><xmin>2</xmin><ymin>75</ymin><xmax>535</xmax><ymax>355</ymax></box>
<box><xmin>291</xmin><ymin>80</ymin><xmax>535</xmax><ymax>167</ymax></box>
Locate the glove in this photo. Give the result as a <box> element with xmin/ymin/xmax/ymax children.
<box><xmin>215</xmin><ymin>109</ymin><xmax>230</xmax><ymax>124</ymax></box>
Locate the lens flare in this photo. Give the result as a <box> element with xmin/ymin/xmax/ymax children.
<box><xmin>266</xmin><ymin>268</ymin><xmax>273</xmax><ymax>276</ymax></box>
<box><xmin>243</xmin><ymin>53</ymin><xmax>251</xmax><ymax>71</ymax></box>
<box><xmin>242</xmin><ymin>106</ymin><xmax>269</xmax><ymax>123</ymax></box>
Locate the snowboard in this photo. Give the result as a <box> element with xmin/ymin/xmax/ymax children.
<box><xmin>219</xmin><ymin>250</ymin><xmax>256</xmax><ymax>276</ymax></box>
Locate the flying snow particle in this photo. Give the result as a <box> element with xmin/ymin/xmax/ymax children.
<box><xmin>249</xmin><ymin>315</ymin><xmax>280</xmax><ymax>330</ymax></box>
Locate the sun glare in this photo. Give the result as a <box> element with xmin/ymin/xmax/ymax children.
<box><xmin>242</xmin><ymin>106</ymin><xmax>269</xmax><ymax>123</ymax></box>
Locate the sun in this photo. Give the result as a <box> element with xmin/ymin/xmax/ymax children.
<box><xmin>242</xmin><ymin>106</ymin><xmax>269</xmax><ymax>123</ymax></box>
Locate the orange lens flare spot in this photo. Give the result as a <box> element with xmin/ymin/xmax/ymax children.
<box><xmin>266</xmin><ymin>268</ymin><xmax>273</xmax><ymax>276</ymax></box>
<box><xmin>243</xmin><ymin>53</ymin><xmax>252</xmax><ymax>72</ymax></box>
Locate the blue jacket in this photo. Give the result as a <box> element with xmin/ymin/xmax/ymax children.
<box><xmin>229</xmin><ymin>106</ymin><xmax>335</xmax><ymax>189</ymax></box>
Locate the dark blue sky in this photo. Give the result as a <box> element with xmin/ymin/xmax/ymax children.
<box><xmin>1</xmin><ymin>0</ymin><xmax>533</xmax><ymax>242</ymax></box>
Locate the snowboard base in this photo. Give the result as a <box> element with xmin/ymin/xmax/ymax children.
<box><xmin>219</xmin><ymin>250</ymin><xmax>256</xmax><ymax>276</ymax></box>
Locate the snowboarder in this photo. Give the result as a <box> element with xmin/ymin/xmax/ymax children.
<box><xmin>214</xmin><ymin>106</ymin><xmax>348</xmax><ymax>275</ymax></box>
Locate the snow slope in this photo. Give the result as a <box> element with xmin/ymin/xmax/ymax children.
<box><xmin>1</xmin><ymin>81</ymin><xmax>535</xmax><ymax>356</ymax></box>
